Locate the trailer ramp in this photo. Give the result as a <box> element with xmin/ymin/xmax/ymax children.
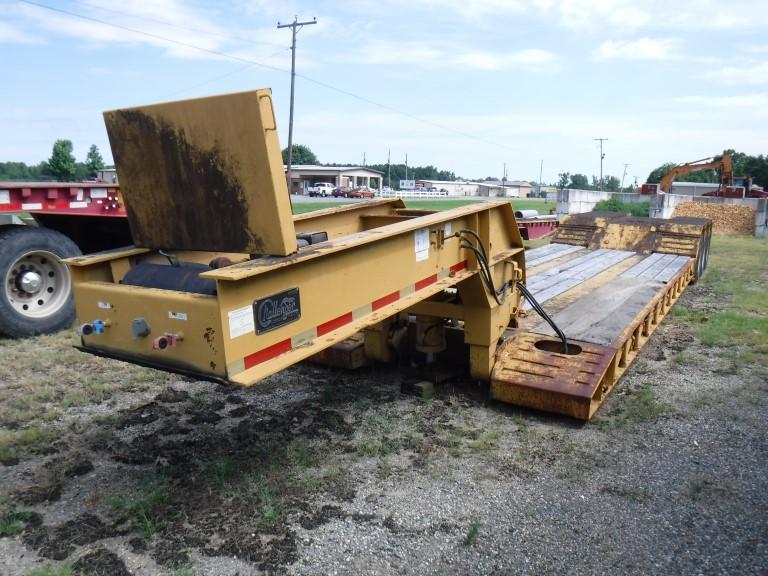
<box><xmin>491</xmin><ymin>244</ymin><xmax>696</xmax><ymax>420</ymax></box>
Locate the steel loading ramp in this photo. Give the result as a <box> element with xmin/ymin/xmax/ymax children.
<box><xmin>491</xmin><ymin>244</ymin><xmax>696</xmax><ymax>420</ymax></box>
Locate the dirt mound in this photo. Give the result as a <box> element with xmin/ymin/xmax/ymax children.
<box><xmin>672</xmin><ymin>201</ymin><xmax>755</xmax><ymax>235</ymax></box>
<box><xmin>23</xmin><ymin>513</ymin><xmax>114</xmax><ymax>560</ymax></box>
<box><xmin>72</xmin><ymin>547</ymin><xmax>131</xmax><ymax>576</ymax></box>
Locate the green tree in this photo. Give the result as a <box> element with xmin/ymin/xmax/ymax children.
<box><xmin>557</xmin><ymin>173</ymin><xmax>570</xmax><ymax>189</ymax></box>
<box><xmin>282</xmin><ymin>144</ymin><xmax>318</xmax><ymax>165</ymax></box>
<box><xmin>47</xmin><ymin>139</ymin><xmax>77</xmax><ymax>181</ymax></box>
<box><xmin>604</xmin><ymin>175</ymin><xmax>621</xmax><ymax>192</ymax></box>
<box><xmin>568</xmin><ymin>173</ymin><xmax>590</xmax><ymax>189</ymax></box>
<box><xmin>84</xmin><ymin>144</ymin><xmax>105</xmax><ymax>177</ymax></box>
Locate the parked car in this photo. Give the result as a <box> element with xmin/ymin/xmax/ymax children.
<box><xmin>332</xmin><ymin>186</ymin><xmax>351</xmax><ymax>197</ymax></box>
<box><xmin>349</xmin><ymin>186</ymin><xmax>375</xmax><ymax>199</ymax></box>
<box><xmin>308</xmin><ymin>182</ymin><xmax>335</xmax><ymax>197</ymax></box>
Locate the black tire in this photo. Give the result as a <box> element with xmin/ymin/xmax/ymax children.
<box><xmin>0</xmin><ymin>226</ymin><xmax>81</xmax><ymax>338</ymax></box>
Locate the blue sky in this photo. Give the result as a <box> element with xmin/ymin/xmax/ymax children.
<box><xmin>1</xmin><ymin>0</ymin><xmax>767</xmax><ymax>184</ymax></box>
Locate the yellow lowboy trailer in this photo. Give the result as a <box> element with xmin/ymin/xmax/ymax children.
<box><xmin>66</xmin><ymin>89</ymin><xmax>711</xmax><ymax>420</ymax></box>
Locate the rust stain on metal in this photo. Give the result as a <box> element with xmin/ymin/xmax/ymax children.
<box><xmin>106</xmin><ymin>109</ymin><xmax>263</xmax><ymax>253</ymax></box>
<box><xmin>203</xmin><ymin>326</ymin><xmax>217</xmax><ymax>353</ymax></box>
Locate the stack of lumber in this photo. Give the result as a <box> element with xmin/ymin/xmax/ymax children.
<box><xmin>672</xmin><ymin>201</ymin><xmax>755</xmax><ymax>235</ymax></box>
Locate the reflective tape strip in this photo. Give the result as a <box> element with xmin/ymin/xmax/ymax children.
<box><xmin>243</xmin><ymin>338</ymin><xmax>292</xmax><ymax>370</ymax></box>
<box><xmin>291</xmin><ymin>328</ymin><xmax>318</xmax><ymax>348</ymax></box>
<box><xmin>373</xmin><ymin>290</ymin><xmax>399</xmax><ymax>311</ymax></box>
<box><xmin>317</xmin><ymin>311</ymin><xmax>354</xmax><ymax>336</ymax></box>
<box><xmin>233</xmin><ymin>260</ymin><xmax>468</xmax><ymax>374</ymax></box>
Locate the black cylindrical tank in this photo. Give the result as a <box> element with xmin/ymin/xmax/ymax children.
<box><xmin>122</xmin><ymin>262</ymin><xmax>216</xmax><ymax>295</ymax></box>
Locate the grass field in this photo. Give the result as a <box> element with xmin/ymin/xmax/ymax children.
<box><xmin>670</xmin><ymin>236</ymin><xmax>768</xmax><ymax>369</ymax></box>
<box><xmin>291</xmin><ymin>197</ymin><xmax>553</xmax><ymax>215</ymax></box>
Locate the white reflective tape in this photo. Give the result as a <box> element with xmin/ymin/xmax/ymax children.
<box><xmin>21</xmin><ymin>203</ymin><xmax>43</xmax><ymax>210</ymax></box>
<box><xmin>69</xmin><ymin>201</ymin><xmax>88</xmax><ymax>209</ymax></box>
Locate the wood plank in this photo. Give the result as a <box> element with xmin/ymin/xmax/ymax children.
<box><xmin>527</xmin><ymin>249</ymin><xmax>633</xmax><ymax>292</ymax></box>
<box><xmin>635</xmin><ymin>253</ymin><xmax>679</xmax><ymax>279</ymax></box>
<box><xmin>528</xmin><ymin>248</ymin><xmax>613</xmax><ymax>287</ymax></box>
<box><xmin>655</xmin><ymin>255</ymin><xmax>693</xmax><ymax>282</ymax></box>
<box><xmin>524</xmin><ymin>249</ymin><xmax>635</xmax><ymax>308</ymax></box>
<box><xmin>621</xmin><ymin>252</ymin><xmax>664</xmax><ymax>278</ymax></box>
<box><xmin>532</xmin><ymin>276</ymin><xmax>663</xmax><ymax>345</ymax></box>
<box><xmin>525</xmin><ymin>244</ymin><xmax>584</xmax><ymax>267</ymax></box>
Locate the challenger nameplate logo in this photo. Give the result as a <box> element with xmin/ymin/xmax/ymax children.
<box><xmin>254</xmin><ymin>288</ymin><xmax>301</xmax><ymax>334</ymax></box>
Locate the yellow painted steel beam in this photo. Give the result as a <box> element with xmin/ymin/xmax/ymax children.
<box><xmin>69</xmin><ymin>201</ymin><xmax>525</xmax><ymax>387</ymax></box>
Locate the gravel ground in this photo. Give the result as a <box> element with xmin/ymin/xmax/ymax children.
<box><xmin>1</xmin><ymin>271</ymin><xmax>766</xmax><ymax>575</ymax></box>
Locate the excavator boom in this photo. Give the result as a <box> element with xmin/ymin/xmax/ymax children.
<box><xmin>657</xmin><ymin>151</ymin><xmax>732</xmax><ymax>193</ymax></box>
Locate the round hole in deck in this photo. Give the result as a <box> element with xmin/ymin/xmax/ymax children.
<box><xmin>534</xmin><ymin>340</ymin><xmax>582</xmax><ymax>355</ymax></box>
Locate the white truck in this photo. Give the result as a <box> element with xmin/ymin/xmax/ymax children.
<box><xmin>307</xmin><ymin>182</ymin><xmax>334</xmax><ymax>197</ymax></box>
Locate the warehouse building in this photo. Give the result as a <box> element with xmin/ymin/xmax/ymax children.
<box><xmin>414</xmin><ymin>179</ymin><xmax>534</xmax><ymax>198</ymax></box>
<box><xmin>286</xmin><ymin>165</ymin><xmax>383</xmax><ymax>195</ymax></box>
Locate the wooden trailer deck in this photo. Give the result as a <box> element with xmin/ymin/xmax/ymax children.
<box><xmin>491</xmin><ymin>243</ymin><xmax>696</xmax><ymax>419</ymax></box>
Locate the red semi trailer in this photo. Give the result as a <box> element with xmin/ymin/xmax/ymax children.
<box><xmin>0</xmin><ymin>182</ymin><xmax>132</xmax><ymax>337</ymax></box>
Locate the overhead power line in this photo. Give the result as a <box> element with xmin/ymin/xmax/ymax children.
<box><xmin>77</xmin><ymin>0</ymin><xmax>287</xmax><ymax>49</ymax></box>
<box><xmin>20</xmin><ymin>0</ymin><xmax>287</xmax><ymax>73</ymax></box>
<box><xmin>19</xmin><ymin>0</ymin><xmax>518</xmax><ymax>155</ymax></box>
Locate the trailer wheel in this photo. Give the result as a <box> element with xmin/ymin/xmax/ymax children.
<box><xmin>0</xmin><ymin>226</ymin><xmax>81</xmax><ymax>338</ymax></box>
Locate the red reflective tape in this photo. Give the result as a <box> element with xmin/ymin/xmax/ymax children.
<box><xmin>450</xmin><ymin>260</ymin><xmax>468</xmax><ymax>273</ymax></box>
<box><xmin>372</xmin><ymin>290</ymin><xmax>400</xmax><ymax>311</ymax></box>
<box><xmin>243</xmin><ymin>338</ymin><xmax>292</xmax><ymax>369</ymax></box>
<box><xmin>415</xmin><ymin>274</ymin><xmax>438</xmax><ymax>291</ymax></box>
<box><xmin>317</xmin><ymin>311</ymin><xmax>354</xmax><ymax>336</ymax></box>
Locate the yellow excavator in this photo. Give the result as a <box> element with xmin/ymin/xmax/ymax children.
<box><xmin>641</xmin><ymin>151</ymin><xmax>732</xmax><ymax>194</ymax></box>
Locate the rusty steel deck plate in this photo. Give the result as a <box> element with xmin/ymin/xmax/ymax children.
<box><xmin>491</xmin><ymin>252</ymin><xmax>696</xmax><ymax>420</ymax></box>
<box><xmin>103</xmin><ymin>89</ymin><xmax>297</xmax><ymax>255</ymax></box>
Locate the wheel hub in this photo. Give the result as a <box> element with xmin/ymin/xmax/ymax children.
<box><xmin>4</xmin><ymin>250</ymin><xmax>71</xmax><ymax>319</ymax></box>
<box><xmin>17</xmin><ymin>270</ymin><xmax>43</xmax><ymax>294</ymax></box>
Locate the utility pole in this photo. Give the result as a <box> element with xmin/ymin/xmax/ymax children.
<box><xmin>405</xmin><ymin>153</ymin><xmax>408</xmax><ymax>181</ymax></box>
<box><xmin>387</xmin><ymin>149</ymin><xmax>391</xmax><ymax>189</ymax></box>
<box><xmin>362</xmin><ymin>152</ymin><xmax>366</xmax><ymax>166</ymax></box>
<box><xmin>277</xmin><ymin>15</ymin><xmax>317</xmax><ymax>193</ymax></box>
<box><xmin>538</xmin><ymin>159</ymin><xmax>544</xmax><ymax>197</ymax></box>
<box><xmin>594</xmin><ymin>138</ymin><xmax>607</xmax><ymax>191</ymax></box>
<box><xmin>621</xmin><ymin>163</ymin><xmax>631</xmax><ymax>191</ymax></box>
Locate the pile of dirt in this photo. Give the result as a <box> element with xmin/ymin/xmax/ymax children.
<box><xmin>672</xmin><ymin>201</ymin><xmax>755</xmax><ymax>235</ymax></box>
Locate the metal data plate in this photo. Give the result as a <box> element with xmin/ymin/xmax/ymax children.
<box><xmin>253</xmin><ymin>287</ymin><xmax>301</xmax><ymax>334</ymax></box>
<box><xmin>103</xmin><ymin>89</ymin><xmax>297</xmax><ymax>255</ymax></box>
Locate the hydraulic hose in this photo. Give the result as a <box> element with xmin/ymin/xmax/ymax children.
<box><xmin>455</xmin><ymin>229</ymin><xmax>569</xmax><ymax>354</ymax></box>
<box><xmin>516</xmin><ymin>281</ymin><xmax>569</xmax><ymax>354</ymax></box>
